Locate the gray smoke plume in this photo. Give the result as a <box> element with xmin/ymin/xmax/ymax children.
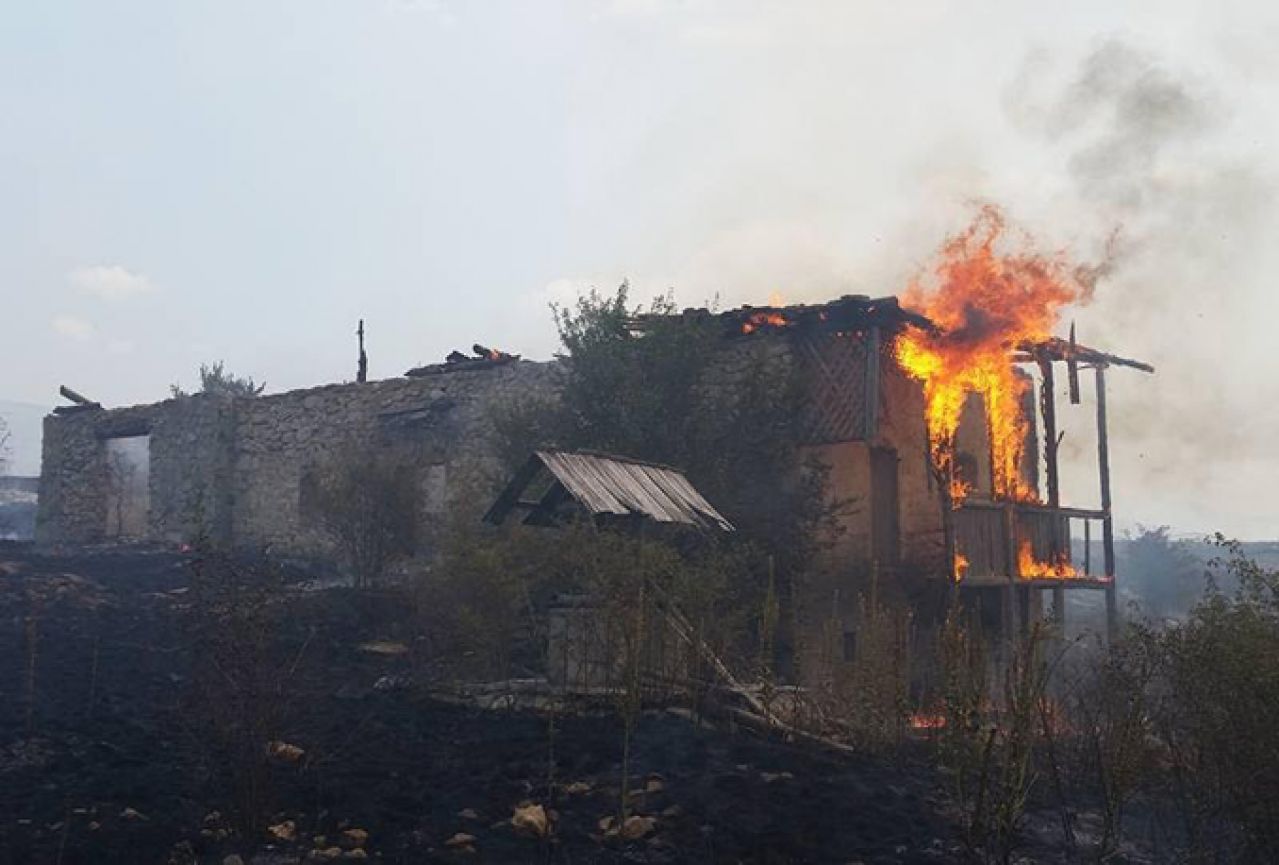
<box><xmin>1007</xmin><ymin>40</ymin><xmax>1278</xmax><ymax>538</ymax></box>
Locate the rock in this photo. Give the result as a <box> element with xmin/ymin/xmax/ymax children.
<box><xmin>644</xmin><ymin>778</ymin><xmax>664</xmax><ymax>794</ymax></box>
<box><xmin>511</xmin><ymin>803</ymin><xmax>549</xmax><ymax>838</ymax></box>
<box><xmin>760</xmin><ymin>771</ymin><xmax>794</xmax><ymax>783</ymax></box>
<box><xmin>445</xmin><ymin>832</ymin><xmax>476</xmax><ymax>848</ymax></box>
<box><xmin>357</xmin><ymin>641</ymin><xmax>409</xmax><ymax>656</ymax></box>
<box><xmin>457</xmin><ymin>808</ymin><xmax>480</xmax><ymax>820</ymax></box>
<box><xmin>660</xmin><ymin>805</ymin><xmax>683</xmax><ymax>818</ymax></box>
<box><xmin>341</xmin><ymin>851</ymin><xmax>367</xmax><ymax>860</ymax></box>
<box><xmin>267</xmin><ymin>820</ymin><xmax>297</xmax><ymax>842</ymax></box>
<box><xmin>621</xmin><ymin>815</ymin><xmax>657</xmax><ymax>840</ymax></box>
<box><xmin>307</xmin><ymin>849</ymin><xmax>341</xmax><ymax>862</ymax></box>
<box><xmin>120</xmin><ymin>806</ymin><xmax>148</xmax><ymax>821</ymax></box>
<box><xmin>563</xmin><ymin>781</ymin><xmax>592</xmax><ymax>795</ymax></box>
<box><xmin>339</xmin><ymin>828</ymin><xmax>368</xmax><ymax>849</ymax></box>
<box><xmin>267</xmin><ymin>741</ymin><xmax>306</xmax><ymax>763</ymax></box>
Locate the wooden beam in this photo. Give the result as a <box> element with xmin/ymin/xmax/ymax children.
<box><xmin>481</xmin><ymin>454</ymin><xmax>545</xmax><ymax>525</ymax></box>
<box><xmin>58</xmin><ymin>385</ymin><xmax>101</xmax><ymax>408</ymax></box>
<box><xmin>1037</xmin><ymin>358</ymin><xmax>1061</xmax><ymax>508</ymax></box>
<box><xmin>1067</xmin><ymin>322</ymin><xmax>1082</xmax><ymax>404</ymax></box>
<box><xmin>1096</xmin><ymin>366</ymin><xmax>1118</xmax><ymax>641</ymax></box>
<box><xmin>1037</xmin><ymin>357</ymin><xmax>1067</xmax><ymax>633</ymax></box>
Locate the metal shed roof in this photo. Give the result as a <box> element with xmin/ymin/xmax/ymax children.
<box><xmin>483</xmin><ymin>450</ymin><xmax>735</xmax><ymax>532</ymax></box>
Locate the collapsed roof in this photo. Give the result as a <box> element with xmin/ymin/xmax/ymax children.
<box><xmin>627</xmin><ymin>294</ymin><xmax>933</xmax><ymax>338</ymax></box>
<box><xmin>631</xmin><ymin>293</ymin><xmax>1152</xmax><ymax>373</ymax></box>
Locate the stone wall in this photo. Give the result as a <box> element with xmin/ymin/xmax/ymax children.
<box><xmin>36</xmin><ymin>360</ymin><xmax>562</xmax><ymax>553</ymax></box>
<box><xmin>230</xmin><ymin>360</ymin><xmax>561</xmax><ymax>556</ymax></box>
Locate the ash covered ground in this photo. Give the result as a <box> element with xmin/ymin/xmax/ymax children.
<box><xmin>0</xmin><ymin>544</ymin><xmax>1122</xmax><ymax>865</ymax></box>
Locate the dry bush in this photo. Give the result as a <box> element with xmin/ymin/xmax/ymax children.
<box><xmin>932</xmin><ymin>613</ymin><xmax>1053</xmax><ymax>865</ymax></box>
<box><xmin>814</xmin><ymin>577</ymin><xmax>913</xmax><ymax>752</ymax></box>
<box><xmin>183</xmin><ymin>550</ymin><xmax>308</xmax><ymax>832</ymax></box>
<box><xmin>314</xmin><ymin>446</ymin><xmax>420</xmax><ymax>588</ymax></box>
<box><xmin>417</xmin><ymin>518</ymin><xmax>562</xmax><ymax>681</ymax></box>
<box><xmin>1140</xmin><ymin>539</ymin><xmax>1279</xmax><ymax>862</ymax></box>
<box><xmin>1050</xmin><ymin>632</ymin><xmax>1158</xmax><ymax>860</ymax></box>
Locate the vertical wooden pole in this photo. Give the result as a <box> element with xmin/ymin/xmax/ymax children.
<box><xmin>1003</xmin><ymin>502</ymin><xmax>1019</xmax><ymax>657</ymax></box>
<box><xmin>1083</xmin><ymin>518</ymin><xmax>1092</xmax><ymax>576</ymax></box>
<box><xmin>356</xmin><ymin>319</ymin><xmax>368</xmax><ymax>384</ymax></box>
<box><xmin>1095</xmin><ymin>365</ymin><xmax>1118</xmax><ymax>641</ymax></box>
<box><xmin>1038</xmin><ymin>357</ymin><xmax>1067</xmax><ymax>631</ymax></box>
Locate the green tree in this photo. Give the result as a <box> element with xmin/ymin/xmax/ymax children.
<box><xmin>494</xmin><ymin>283</ymin><xmax>841</xmax><ymax>588</ymax></box>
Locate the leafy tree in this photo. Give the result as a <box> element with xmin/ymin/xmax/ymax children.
<box><xmin>171</xmin><ymin>361</ymin><xmax>266</xmax><ymax>398</ymax></box>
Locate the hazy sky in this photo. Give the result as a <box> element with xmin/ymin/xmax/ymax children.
<box><xmin>2</xmin><ymin>1</ymin><xmax>1276</xmax><ymax>537</ymax></box>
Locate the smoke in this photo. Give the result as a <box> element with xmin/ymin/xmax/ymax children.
<box><xmin>1006</xmin><ymin>40</ymin><xmax>1279</xmax><ymax>538</ymax></box>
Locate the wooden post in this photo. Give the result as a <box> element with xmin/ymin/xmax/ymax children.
<box><xmin>357</xmin><ymin>319</ymin><xmax>368</xmax><ymax>384</ymax></box>
<box><xmin>1038</xmin><ymin>357</ymin><xmax>1067</xmax><ymax>632</ymax></box>
<box><xmin>1003</xmin><ymin>502</ymin><xmax>1020</xmax><ymax>656</ymax></box>
<box><xmin>1083</xmin><ymin>518</ymin><xmax>1092</xmax><ymax>576</ymax></box>
<box><xmin>1095</xmin><ymin>365</ymin><xmax>1118</xmax><ymax>641</ymax></box>
<box><xmin>863</xmin><ymin>326</ymin><xmax>881</xmax><ymax>440</ymax></box>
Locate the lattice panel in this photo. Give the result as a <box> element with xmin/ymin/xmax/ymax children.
<box><xmin>796</xmin><ymin>332</ymin><xmax>869</xmax><ymax>443</ymax></box>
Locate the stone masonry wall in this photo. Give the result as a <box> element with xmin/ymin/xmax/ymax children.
<box><xmin>230</xmin><ymin>360</ymin><xmax>561</xmax><ymax>556</ymax></box>
<box><xmin>36</xmin><ymin>360</ymin><xmax>561</xmax><ymax>554</ymax></box>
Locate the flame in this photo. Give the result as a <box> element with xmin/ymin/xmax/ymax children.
<box><xmin>741</xmin><ymin>310</ymin><xmax>790</xmax><ymax>334</ymax></box>
<box><xmin>953</xmin><ymin>551</ymin><xmax>969</xmax><ymax>582</ymax></box>
<box><xmin>768</xmin><ymin>290</ymin><xmax>786</xmax><ymax>307</ymax></box>
<box><xmin>1016</xmin><ymin>539</ymin><xmax>1079</xmax><ymax>579</ymax></box>
<box><xmin>894</xmin><ymin>206</ymin><xmax>1092</xmax><ymax>503</ymax></box>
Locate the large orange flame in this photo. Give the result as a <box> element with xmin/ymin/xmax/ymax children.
<box><xmin>894</xmin><ymin>206</ymin><xmax>1092</xmax><ymax>503</ymax></box>
<box><xmin>1017</xmin><ymin>539</ymin><xmax>1079</xmax><ymax>579</ymax></box>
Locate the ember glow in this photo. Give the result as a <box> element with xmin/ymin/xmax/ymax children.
<box><xmin>909</xmin><ymin>712</ymin><xmax>947</xmax><ymax>731</ymax></box>
<box><xmin>741</xmin><ymin>310</ymin><xmax>790</xmax><ymax>334</ymax></box>
<box><xmin>894</xmin><ymin>206</ymin><xmax>1092</xmax><ymax>503</ymax></box>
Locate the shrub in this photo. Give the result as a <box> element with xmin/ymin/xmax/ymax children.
<box><xmin>314</xmin><ymin>446</ymin><xmax>420</xmax><ymax>588</ymax></box>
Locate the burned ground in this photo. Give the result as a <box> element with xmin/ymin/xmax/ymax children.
<box><xmin>0</xmin><ymin>544</ymin><xmax>1142</xmax><ymax>865</ymax></box>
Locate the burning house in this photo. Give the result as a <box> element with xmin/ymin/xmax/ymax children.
<box><xmin>634</xmin><ymin>292</ymin><xmax>1150</xmax><ymax>657</ymax></box>
<box><xmin>37</xmin><ymin>211</ymin><xmax>1148</xmax><ymax>656</ymax></box>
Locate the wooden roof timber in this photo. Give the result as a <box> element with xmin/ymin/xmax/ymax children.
<box><xmin>1015</xmin><ymin>337</ymin><xmax>1154</xmax><ymax>373</ymax></box>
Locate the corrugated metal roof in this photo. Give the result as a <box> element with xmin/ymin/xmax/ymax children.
<box><xmin>534</xmin><ymin>450</ymin><xmax>734</xmax><ymax>532</ymax></box>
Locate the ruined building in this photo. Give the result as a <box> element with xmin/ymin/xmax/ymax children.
<box><xmin>37</xmin><ymin>354</ymin><xmax>560</xmax><ymax>554</ymax></box>
<box><xmin>37</xmin><ymin>294</ymin><xmax>1149</xmax><ymax>644</ymax></box>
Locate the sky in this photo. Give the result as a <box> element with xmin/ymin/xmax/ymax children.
<box><xmin>1</xmin><ymin>1</ymin><xmax>1276</xmax><ymax>538</ymax></box>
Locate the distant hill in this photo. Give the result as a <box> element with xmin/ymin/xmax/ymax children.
<box><xmin>0</xmin><ymin>400</ymin><xmax>48</xmax><ymax>476</ymax></box>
